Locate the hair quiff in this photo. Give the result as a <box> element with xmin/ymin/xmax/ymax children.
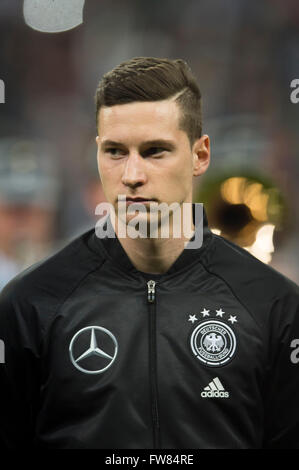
<box><xmin>95</xmin><ymin>57</ymin><xmax>202</xmax><ymax>145</ymax></box>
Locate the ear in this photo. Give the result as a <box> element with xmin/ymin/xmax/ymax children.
<box><xmin>192</xmin><ymin>134</ymin><xmax>210</xmax><ymax>177</ymax></box>
<box><xmin>95</xmin><ymin>136</ymin><xmax>100</xmax><ymax>163</ymax></box>
<box><xmin>95</xmin><ymin>136</ymin><xmax>102</xmax><ymax>178</ymax></box>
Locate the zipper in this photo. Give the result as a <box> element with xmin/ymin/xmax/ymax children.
<box><xmin>147</xmin><ymin>280</ymin><xmax>160</xmax><ymax>448</ymax></box>
<box><xmin>147</xmin><ymin>280</ymin><xmax>156</xmax><ymax>303</ymax></box>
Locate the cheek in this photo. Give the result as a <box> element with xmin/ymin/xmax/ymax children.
<box><xmin>168</xmin><ymin>157</ymin><xmax>193</xmax><ymax>184</ymax></box>
<box><xmin>98</xmin><ymin>159</ymin><xmax>123</xmax><ymax>198</ymax></box>
<box><xmin>98</xmin><ymin>159</ymin><xmax>113</xmax><ymax>182</ymax></box>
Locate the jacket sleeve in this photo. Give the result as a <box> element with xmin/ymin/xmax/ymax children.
<box><xmin>0</xmin><ymin>279</ymin><xmax>42</xmax><ymax>449</ymax></box>
<box><xmin>263</xmin><ymin>282</ymin><xmax>299</xmax><ymax>448</ymax></box>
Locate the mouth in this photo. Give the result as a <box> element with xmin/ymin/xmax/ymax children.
<box><xmin>125</xmin><ymin>197</ymin><xmax>155</xmax><ymax>203</ymax></box>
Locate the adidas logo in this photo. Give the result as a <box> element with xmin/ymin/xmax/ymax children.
<box><xmin>201</xmin><ymin>377</ymin><xmax>229</xmax><ymax>398</ymax></box>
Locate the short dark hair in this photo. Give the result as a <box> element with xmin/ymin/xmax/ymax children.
<box><xmin>95</xmin><ymin>57</ymin><xmax>202</xmax><ymax>145</ymax></box>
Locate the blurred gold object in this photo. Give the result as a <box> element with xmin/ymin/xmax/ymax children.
<box><xmin>221</xmin><ymin>177</ymin><xmax>269</xmax><ymax>222</ymax></box>
<box><xmin>195</xmin><ymin>171</ymin><xmax>287</xmax><ymax>264</ymax></box>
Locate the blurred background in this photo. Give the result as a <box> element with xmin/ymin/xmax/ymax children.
<box><xmin>0</xmin><ymin>0</ymin><xmax>298</xmax><ymax>289</ymax></box>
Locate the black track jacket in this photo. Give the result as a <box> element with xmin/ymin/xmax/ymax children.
<box><xmin>0</xmin><ymin>206</ymin><xmax>299</xmax><ymax>449</ymax></box>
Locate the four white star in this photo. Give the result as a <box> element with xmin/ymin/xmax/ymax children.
<box><xmin>188</xmin><ymin>309</ymin><xmax>238</xmax><ymax>325</ymax></box>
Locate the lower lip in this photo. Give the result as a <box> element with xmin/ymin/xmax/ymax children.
<box><xmin>125</xmin><ymin>200</ymin><xmax>154</xmax><ymax>205</ymax></box>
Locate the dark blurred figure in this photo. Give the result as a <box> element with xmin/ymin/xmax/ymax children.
<box><xmin>0</xmin><ymin>138</ymin><xmax>59</xmax><ymax>289</ymax></box>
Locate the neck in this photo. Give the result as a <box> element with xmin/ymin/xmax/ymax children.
<box><xmin>113</xmin><ymin>203</ymin><xmax>195</xmax><ymax>274</ymax></box>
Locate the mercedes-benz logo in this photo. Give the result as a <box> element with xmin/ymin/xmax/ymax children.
<box><xmin>69</xmin><ymin>326</ymin><xmax>118</xmax><ymax>374</ymax></box>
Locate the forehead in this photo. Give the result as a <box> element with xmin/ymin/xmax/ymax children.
<box><xmin>97</xmin><ymin>99</ymin><xmax>182</xmax><ymax>142</ymax></box>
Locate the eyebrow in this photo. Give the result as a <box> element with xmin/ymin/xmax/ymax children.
<box><xmin>100</xmin><ymin>139</ymin><xmax>176</xmax><ymax>151</ymax></box>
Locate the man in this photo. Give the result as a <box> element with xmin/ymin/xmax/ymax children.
<box><xmin>0</xmin><ymin>57</ymin><xmax>299</xmax><ymax>449</ymax></box>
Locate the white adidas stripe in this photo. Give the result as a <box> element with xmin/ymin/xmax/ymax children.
<box><xmin>204</xmin><ymin>377</ymin><xmax>225</xmax><ymax>391</ymax></box>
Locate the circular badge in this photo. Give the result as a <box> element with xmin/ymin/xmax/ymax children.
<box><xmin>190</xmin><ymin>320</ymin><xmax>236</xmax><ymax>367</ymax></box>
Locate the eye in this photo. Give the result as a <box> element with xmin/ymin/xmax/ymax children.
<box><xmin>105</xmin><ymin>148</ymin><xmax>126</xmax><ymax>157</ymax></box>
<box><xmin>143</xmin><ymin>147</ymin><xmax>166</xmax><ymax>158</ymax></box>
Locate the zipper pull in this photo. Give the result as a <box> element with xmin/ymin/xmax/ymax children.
<box><xmin>147</xmin><ymin>280</ymin><xmax>156</xmax><ymax>303</ymax></box>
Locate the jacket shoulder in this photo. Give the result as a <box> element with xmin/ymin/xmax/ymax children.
<box><xmin>0</xmin><ymin>228</ymin><xmax>105</xmax><ymax>321</ymax></box>
<box><xmin>204</xmin><ymin>234</ymin><xmax>299</xmax><ymax>321</ymax></box>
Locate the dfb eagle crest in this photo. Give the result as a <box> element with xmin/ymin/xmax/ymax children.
<box><xmin>190</xmin><ymin>318</ymin><xmax>237</xmax><ymax>367</ymax></box>
<box><xmin>203</xmin><ymin>333</ymin><xmax>224</xmax><ymax>352</ymax></box>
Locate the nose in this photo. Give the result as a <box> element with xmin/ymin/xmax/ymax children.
<box><xmin>121</xmin><ymin>152</ymin><xmax>147</xmax><ymax>189</ymax></box>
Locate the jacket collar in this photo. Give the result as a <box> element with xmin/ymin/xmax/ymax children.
<box><xmin>87</xmin><ymin>203</ymin><xmax>213</xmax><ymax>276</ymax></box>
